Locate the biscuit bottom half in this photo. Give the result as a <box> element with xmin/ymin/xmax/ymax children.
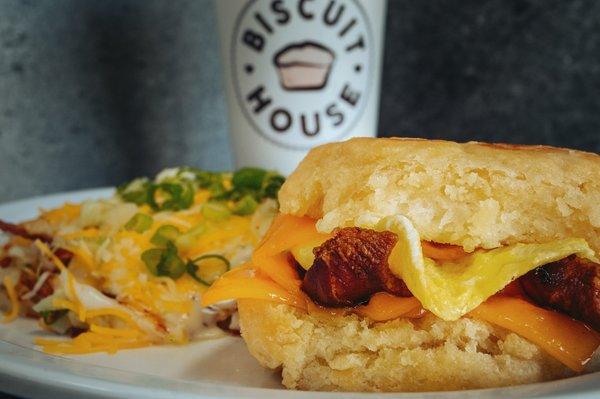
<box><xmin>238</xmin><ymin>299</ymin><xmax>571</xmax><ymax>392</ymax></box>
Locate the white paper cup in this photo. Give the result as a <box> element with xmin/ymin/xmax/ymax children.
<box><xmin>217</xmin><ymin>0</ymin><xmax>387</xmax><ymax>174</ymax></box>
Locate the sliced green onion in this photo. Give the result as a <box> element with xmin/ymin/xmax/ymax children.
<box><xmin>141</xmin><ymin>248</ymin><xmax>164</xmax><ymax>275</ymax></box>
<box><xmin>232</xmin><ymin>195</ymin><xmax>258</xmax><ymax>216</ymax></box>
<box><xmin>38</xmin><ymin>309</ymin><xmax>68</xmax><ymax>325</ymax></box>
<box><xmin>141</xmin><ymin>242</ymin><xmax>186</xmax><ymax>279</ymax></box>
<box><xmin>151</xmin><ymin>225</ymin><xmax>180</xmax><ymax>246</ymax></box>
<box><xmin>183</xmin><ymin>168</ymin><xmax>226</xmax><ymax>190</ymax></box>
<box><xmin>186</xmin><ymin>254</ymin><xmax>230</xmax><ymax>286</ymax></box>
<box><xmin>124</xmin><ymin>213</ymin><xmax>153</xmax><ymax>233</ymax></box>
<box><xmin>149</xmin><ymin>182</ymin><xmax>194</xmax><ymax>211</ymax></box>
<box><xmin>117</xmin><ymin>177</ymin><xmax>152</xmax><ymax>205</ymax></box>
<box><xmin>158</xmin><ymin>241</ymin><xmax>186</xmax><ymax>278</ymax></box>
<box><xmin>262</xmin><ymin>173</ymin><xmax>285</xmax><ymax>199</ymax></box>
<box><xmin>232</xmin><ymin>168</ymin><xmax>268</xmax><ymax>191</ymax></box>
<box><xmin>190</xmin><ymin>169</ymin><xmax>214</xmax><ymax>187</ymax></box>
<box><xmin>202</xmin><ymin>202</ymin><xmax>231</xmax><ymax>221</ymax></box>
<box><xmin>208</xmin><ymin>182</ymin><xmax>227</xmax><ymax>199</ymax></box>
<box><xmin>178</xmin><ymin>182</ymin><xmax>195</xmax><ymax>208</ymax></box>
<box><xmin>117</xmin><ymin>167</ymin><xmax>284</xmax><ymax>214</ymax></box>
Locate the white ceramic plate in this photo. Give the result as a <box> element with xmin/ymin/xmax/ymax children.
<box><xmin>0</xmin><ymin>189</ymin><xmax>599</xmax><ymax>399</ymax></box>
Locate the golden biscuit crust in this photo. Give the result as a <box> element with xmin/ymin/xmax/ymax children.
<box><xmin>238</xmin><ymin>299</ymin><xmax>569</xmax><ymax>392</ymax></box>
<box><xmin>279</xmin><ymin>138</ymin><xmax>600</xmax><ymax>252</ymax></box>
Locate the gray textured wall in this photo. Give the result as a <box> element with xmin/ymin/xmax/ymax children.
<box><xmin>0</xmin><ymin>0</ymin><xmax>230</xmax><ymax>202</ymax></box>
<box><xmin>1</xmin><ymin>0</ymin><xmax>600</xmax><ymax>203</ymax></box>
<box><xmin>380</xmin><ymin>1</ymin><xmax>600</xmax><ymax>147</ymax></box>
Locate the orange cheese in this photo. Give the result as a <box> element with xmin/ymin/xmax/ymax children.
<box><xmin>470</xmin><ymin>296</ymin><xmax>600</xmax><ymax>372</ymax></box>
<box><xmin>66</xmin><ymin>245</ymin><xmax>95</xmax><ymax>272</ymax></box>
<box><xmin>355</xmin><ymin>293</ymin><xmax>425</xmax><ymax>321</ymax></box>
<box><xmin>252</xmin><ymin>214</ymin><xmax>329</xmax><ymax>295</ymax></box>
<box><xmin>253</xmin><ymin>214</ymin><xmax>330</xmax><ymax>259</ymax></box>
<box><xmin>252</xmin><ymin>252</ymin><xmax>302</xmax><ymax>295</ymax></box>
<box><xmin>41</xmin><ymin>203</ymin><xmax>81</xmax><ymax>224</ymax></box>
<box><xmin>201</xmin><ymin>264</ymin><xmax>306</xmax><ymax>308</ymax></box>
<box><xmin>35</xmin><ymin>333</ymin><xmax>150</xmax><ymax>355</ymax></box>
<box><xmin>59</xmin><ymin>228</ymin><xmax>100</xmax><ymax>240</ymax></box>
<box><xmin>2</xmin><ymin>277</ymin><xmax>19</xmax><ymax>323</ymax></box>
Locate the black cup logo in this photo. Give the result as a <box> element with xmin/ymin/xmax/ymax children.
<box><xmin>232</xmin><ymin>0</ymin><xmax>373</xmax><ymax>150</ymax></box>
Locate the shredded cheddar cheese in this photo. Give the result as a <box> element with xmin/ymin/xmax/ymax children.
<box><xmin>35</xmin><ymin>240</ymin><xmax>87</xmax><ymax>321</ymax></box>
<box><xmin>59</xmin><ymin>228</ymin><xmax>100</xmax><ymax>240</ymax></box>
<box><xmin>34</xmin><ymin>240</ymin><xmax>67</xmax><ymax>273</ymax></box>
<box><xmin>35</xmin><ymin>333</ymin><xmax>150</xmax><ymax>355</ymax></box>
<box><xmin>2</xmin><ymin>277</ymin><xmax>19</xmax><ymax>323</ymax></box>
<box><xmin>66</xmin><ymin>245</ymin><xmax>95</xmax><ymax>271</ymax></box>
<box><xmin>41</xmin><ymin>203</ymin><xmax>81</xmax><ymax>224</ymax></box>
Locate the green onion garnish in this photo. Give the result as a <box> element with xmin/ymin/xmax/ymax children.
<box><xmin>202</xmin><ymin>202</ymin><xmax>231</xmax><ymax>221</ymax></box>
<box><xmin>186</xmin><ymin>254</ymin><xmax>230</xmax><ymax>286</ymax></box>
<box><xmin>38</xmin><ymin>309</ymin><xmax>68</xmax><ymax>325</ymax></box>
<box><xmin>159</xmin><ymin>242</ymin><xmax>186</xmax><ymax>278</ymax></box>
<box><xmin>232</xmin><ymin>168</ymin><xmax>268</xmax><ymax>191</ymax></box>
<box><xmin>117</xmin><ymin>178</ymin><xmax>152</xmax><ymax>205</ymax></box>
<box><xmin>117</xmin><ymin>167</ymin><xmax>285</xmax><ymax>214</ymax></box>
<box><xmin>232</xmin><ymin>195</ymin><xmax>258</xmax><ymax>216</ymax></box>
<box><xmin>149</xmin><ymin>182</ymin><xmax>194</xmax><ymax>211</ymax></box>
<box><xmin>262</xmin><ymin>173</ymin><xmax>285</xmax><ymax>199</ymax></box>
<box><xmin>141</xmin><ymin>241</ymin><xmax>186</xmax><ymax>279</ymax></box>
<box><xmin>141</xmin><ymin>248</ymin><xmax>163</xmax><ymax>275</ymax></box>
<box><xmin>151</xmin><ymin>225</ymin><xmax>180</xmax><ymax>246</ymax></box>
<box><xmin>124</xmin><ymin>213</ymin><xmax>153</xmax><ymax>233</ymax></box>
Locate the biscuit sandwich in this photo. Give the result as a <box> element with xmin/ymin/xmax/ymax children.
<box><xmin>202</xmin><ymin>137</ymin><xmax>600</xmax><ymax>392</ymax></box>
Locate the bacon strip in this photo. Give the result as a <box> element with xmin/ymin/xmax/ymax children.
<box><xmin>0</xmin><ymin>219</ymin><xmax>73</xmax><ymax>267</ymax></box>
<box><xmin>0</xmin><ymin>219</ymin><xmax>52</xmax><ymax>243</ymax></box>
<box><xmin>302</xmin><ymin>227</ymin><xmax>411</xmax><ymax>307</ymax></box>
<box><xmin>18</xmin><ymin>271</ymin><xmax>56</xmax><ymax>304</ymax></box>
<box><xmin>53</xmin><ymin>248</ymin><xmax>74</xmax><ymax>265</ymax></box>
<box><xmin>521</xmin><ymin>255</ymin><xmax>600</xmax><ymax>331</ymax></box>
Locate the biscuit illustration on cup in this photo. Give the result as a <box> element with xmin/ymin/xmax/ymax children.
<box><xmin>273</xmin><ymin>41</ymin><xmax>335</xmax><ymax>91</ymax></box>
